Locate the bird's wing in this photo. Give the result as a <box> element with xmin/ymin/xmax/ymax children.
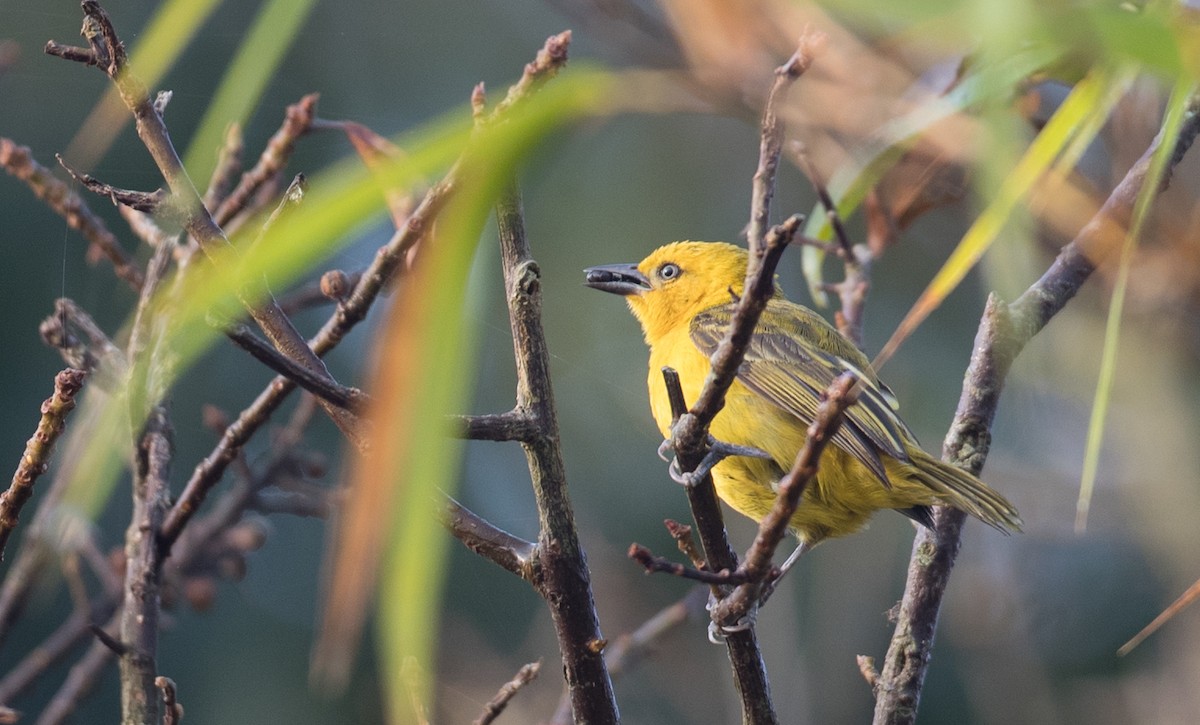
<box><xmin>690</xmin><ymin>302</ymin><xmax>915</xmax><ymax>486</ymax></box>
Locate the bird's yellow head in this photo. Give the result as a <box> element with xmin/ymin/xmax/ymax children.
<box><xmin>585</xmin><ymin>241</ymin><xmax>759</xmax><ymax>342</ymax></box>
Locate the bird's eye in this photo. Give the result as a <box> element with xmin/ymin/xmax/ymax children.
<box><xmin>658</xmin><ymin>263</ymin><xmax>681</xmax><ymax>281</ymax></box>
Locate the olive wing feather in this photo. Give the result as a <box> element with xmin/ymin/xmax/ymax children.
<box><xmin>690</xmin><ymin>302</ymin><xmax>915</xmax><ymax>487</ymax></box>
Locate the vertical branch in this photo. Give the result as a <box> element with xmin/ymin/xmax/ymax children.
<box><xmin>495</xmin><ymin>182</ymin><xmax>619</xmax><ymax>724</ymax></box>
<box><xmin>661</xmin><ymin>370</ymin><xmax>777</xmax><ymax>725</ymax></box>
<box><xmin>118</xmin><ymin>407</ymin><xmax>172</xmax><ymax>725</ymax></box>
<box><xmin>872</xmin><ymin>94</ymin><xmax>1200</xmax><ymax>725</ymax></box>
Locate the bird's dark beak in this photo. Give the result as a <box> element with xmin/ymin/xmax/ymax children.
<box><xmin>583</xmin><ymin>263</ymin><xmax>651</xmax><ymax>296</ymax></box>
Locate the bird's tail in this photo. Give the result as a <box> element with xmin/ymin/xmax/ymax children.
<box><xmin>911</xmin><ymin>449</ymin><xmax>1023</xmax><ymax>533</ymax></box>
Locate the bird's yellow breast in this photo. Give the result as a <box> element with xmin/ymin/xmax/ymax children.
<box><xmin>647</xmin><ymin>327</ymin><xmax>801</xmax><ymax>519</ymax></box>
<box><xmin>646</xmin><ymin>325</ymin><xmax>939</xmax><ymax>544</ymax></box>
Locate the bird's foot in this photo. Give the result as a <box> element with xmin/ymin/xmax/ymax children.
<box><xmin>706</xmin><ymin>591</ymin><xmax>758</xmax><ymax>643</ymax></box>
<box><xmin>660</xmin><ymin>436</ymin><xmax>772</xmax><ymax>486</ymax></box>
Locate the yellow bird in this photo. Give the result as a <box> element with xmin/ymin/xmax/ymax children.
<box><xmin>585</xmin><ymin>241</ymin><xmax>1020</xmax><ymax>564</ymax></box>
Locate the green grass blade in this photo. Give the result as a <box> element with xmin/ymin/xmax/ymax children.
<box><xmin>1076</xmin><ymin>80</ymin><xmax>1197</xmax><ymax>533</ymax></box>
<box><xmin>181</xmin><ymin>0</ymin><xmax>320</xmax><ymax>182</ymax></box>
<box><xmin>872</xmin><ymin>69</ymin><xmax>1118</xmax><ymax>369</ymax></box>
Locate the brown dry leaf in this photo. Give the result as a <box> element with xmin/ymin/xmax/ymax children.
<box><xmin>338</xmin><ymin>120</ymin><xmax>418</xmax><ymax>228</ymax></box>
<box><xmin>866</xmin><ymin>142</ymin><xmax>968</xmax><ymax>254</ymax></box>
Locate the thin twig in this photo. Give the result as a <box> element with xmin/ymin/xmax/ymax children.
<box><xmin>792</xmin><ymin>143</ymin><xmax>872</xmax><ymax>347</ymax></box>
<box><xmin>39</xmin><ymin>299</ymin><xmax>126</xmax><ymax>381</ymax></box>
<box><xmin>250</xmin><ymin>488</ymin><xmax>332</xmax><ymax>519</ymax></box>
<box><xmin>0</xmin><ymin>605</ymin><xmax>116</xmax><ymax>707</ymax></box>
<box><xmin>628</xmin><ymin>544</ymin><xmax>745</xmax><ymax>585</ymax></box>
<box><xmin>794</xmin><ymin>144</ymin><xmax>854</xmax><ymax>263</ymax></box>
<box><xmin>35</xmin><ymin>624</ymin><xmax>118</xmax><ymax>725</ymax></box>
<box><xmin>117</xmin><ymin>206</ymin><xmax>178</xmax><ymax>251</ymax></box>
<box><xmin>0</xmin><ymin>369</ymin><xmax>87</xmax><ymax>560</ymax></box>
<box><xmin>472</xmin><ymin>661</ymin><xmax>541</xmax><ymax>725</ymax></box>
<box><xmin>0</xmin><ymin>138</ymin><xmax>143</xmax><ymax>289</ymax></box>
<box><xmin>0</xmin><ymin>396</ymin><xmax>312</xmax><ymax>707</ymax></box>
<box><xmin>56</xmin><ymin>155</ymin><xmax>169</xmax><ymax>213</ymax></box>
<box><xmin>871</xmin><ymin>94</ymin><xmax>1200</xmax><ymax>725</ymax></box>
<box><xmin>249</xmin><ymin>173</ymin><xmax>307</xmax><ymax>248</ymax></box>
<box><xmin>223</xmin><ymin>322</ymin><xmax>367</xmax><ymax>413</ymax></box>
<box><xmin>88</xmin><ymin>623</ymin><xmax>127</xmax><ymax>656</ymax></box>
<box><xmin>155</xmin><ymin>677</ymin><xmax>182</xmax><ymax>725</ymax></box>
<box><xmin>660</xmin><ymin>34</ymin><xmax>822</xmax><ymax>725</ymax></box>
<box><xmin>212</xmin><ymin>94</ymin><xmax>318</xmax><ymax>228</ymax></box>
<box><xmin>203</xmin><ymin>122</ymin><xmax>245</xmax><ymax>213</ymax></box>
<box><xmin>158</xmin><ymin>62</ymin><xmax>519</xmax><ymax>552</ymax></box>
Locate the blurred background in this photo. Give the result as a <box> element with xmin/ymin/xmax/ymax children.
<box><xmin>2</xmin><ymin>0</ymin><xmax>1200</xmax><ymax>723</ymax></box>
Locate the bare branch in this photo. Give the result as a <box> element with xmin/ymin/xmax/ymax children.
<box><xmin>472</xmin><ymin>661</ymin><xmax>541</xmax><ymax>725</ymax></box>
<box><xmin>39</xmin><ymin>299</ymin><xmax>126</xmax><ymax>380</ymax></box>
<box><xmin>492</xmin><ymin>30</ymin><xmax>572</xmax><ymax>117</ymax></box>
<box><xmin>56</xmin><ymin>155</ymin><xmax>169</xmax><ymax>213</ymax></box>
<box><xmin>657</xmin><ymin>33</ymin><xmax>823</xmax><ymax>724</ymax></box>
<box><xmin>42</xmin><ymin>40</ymin><xmax>98</xmax><ymax>67</ymax></box>
<box><xmin>0</xmin><ymin>369</ymin><xmax>87</xmax><ymax>560</ymax></box>
<box><xmin>213</xmin><ymin>94</ymin><xmax>319</xmax><ymax>228</ymax></box>
<box><xmin>872</xmin><ymin>94</ymin><xmax>1200</xmax><ymax>725</ymax></box>
<box><xmin>628</xmin><ymin>543</ymin><xmax>745</xmax><ymax>585</ymax></box>
<box><xmin>202</xmin><ymin>122</ymin><xmax>245</xmax><ymax>212</ymax></box>
<box><xmin>493</xmin><ymin>179</ymin><xmax>618</xmax><ymax>722</ymax></box>
<box><xmin>118</xmin><ymin>407</ymin><xmax>172</xmax><ymax>724</ymax></box>
<box><xmin>712</xmin><ymin>374</ymin><xmax>858</xmax><ymax>626</ymax></box>
<box><xmin>746</xmin><ymin>32</ymin><xmax>825</xmax><ymax>254</ymax></box>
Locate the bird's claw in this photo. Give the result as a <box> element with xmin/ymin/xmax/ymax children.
<box><xmin>706</xmin><ymin>592</ymin><xmax>759</xmax><ymax>643</ymax></box>
<box><xmin>660</xmin><ymin>435</ymin><xmax>772</xmax><ymax>487</ymax></box>
<box><xmin>668</xmin><ymin>457</ymin><xmax>690</xmax><ymax>485</ymax></box>
<box><xmin>657</xmin><ymin>438</ymin><xmax>674</xmax><ymax>463</ymax></box>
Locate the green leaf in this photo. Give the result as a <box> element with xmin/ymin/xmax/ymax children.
<box><xmin>1076</xmin><ymin>81</ymin><xmax>1197</xmax><ymax>532</ymax></box>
